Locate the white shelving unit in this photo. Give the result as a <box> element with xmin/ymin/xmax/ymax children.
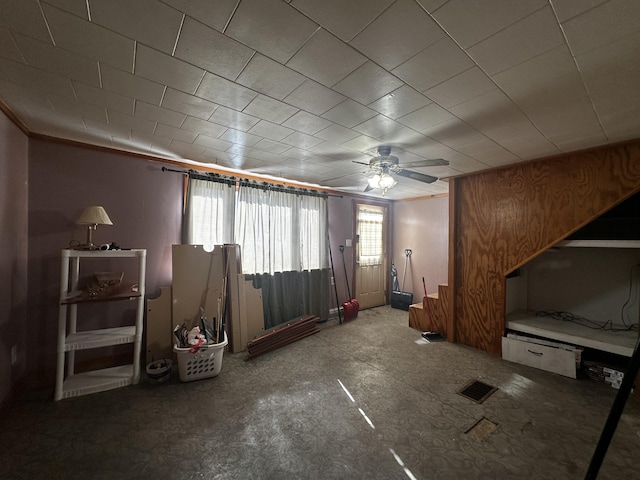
<box><xmin>504</xmin><ymin>239</ymin><xmax>640</xmax><ymax>377</ymax></box>
<box><xmin>55</xmin><ymin>248</ymin><xmax>146</xmax><ymax>401</ymax></box>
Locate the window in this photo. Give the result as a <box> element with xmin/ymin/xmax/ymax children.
<box><xmin>357</xmin><ymin>207</ymin><xmax>384</xmax><ymax>266</ymax></box>
<box><xmin>186</xmin><ymin>176</ymin><xmax>328</xmax><ymax>275</ymax></box>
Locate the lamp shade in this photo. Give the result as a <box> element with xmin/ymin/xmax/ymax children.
<box><xmin>76</xmin><ymin>206</ymin><xmax>113</xmax><ymax>226</ymax></box>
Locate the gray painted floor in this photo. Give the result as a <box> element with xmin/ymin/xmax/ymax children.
<box><xmin>1</xmin><ymin>306</ymin><xmax>639</xmax><ymax>479</ymax></box>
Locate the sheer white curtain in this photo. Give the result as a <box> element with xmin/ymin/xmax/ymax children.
<box><xmin>184</xmin><ymin>177</ymin><xmax>235</xmax><ymax>250</ymax></box>
<box><xmin>235</xmin><ymin>184</ymin><xmax>328</xmax><ymax>274</ymax></box>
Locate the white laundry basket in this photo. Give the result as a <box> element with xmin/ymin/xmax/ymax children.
<box><xmin>173</xmin><ymin>332</ymin><xmax>228</xmax><ymax>382</ymax></box>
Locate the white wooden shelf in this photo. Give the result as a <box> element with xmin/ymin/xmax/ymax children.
<box><xmin>506</xmin><ymin>311</ymin><xmax>637</xmax><ymax>357</ymax></box>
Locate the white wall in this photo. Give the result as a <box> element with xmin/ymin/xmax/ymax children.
<box><xmin>520</xmin><ymin>246</ymin><xmax>640</xmax><ymax>326</ymax></box>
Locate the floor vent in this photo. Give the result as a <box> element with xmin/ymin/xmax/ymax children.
<box><xmin>465</xmin><ymin>417</ymin><xmax>498</xmax><ymax>442</ymax></box>
<box><xmin>458</xmin><ymin>380</ymin><xmax>497</xmax><ymax>404</ymax></box>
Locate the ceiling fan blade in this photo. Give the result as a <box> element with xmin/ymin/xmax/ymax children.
<box><xmin>363</xmin><ymin>184</ymin><xmax>374</xmax><ymax>192</ymax></box>
<box><xmin>395</xmin><ymin>169</ymin><xmax>438</xmax><ymax>184</ymax></box>
<box><xmin>352</xmin><ymin>160</ymin><xmax>370</xmax><ymax>166</ymax></box>
<box><xmin>397</xmin><ymin>158</ymin><xmax>449</xmax><ymax>168</ymax></box>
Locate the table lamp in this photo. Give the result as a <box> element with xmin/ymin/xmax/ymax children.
<box><xmin>76</xmin><ymin>206</ymin><xmax>113</xmax><ymax>249</ymax></box>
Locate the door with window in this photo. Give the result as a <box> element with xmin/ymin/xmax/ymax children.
<box><xmin>354</xmin><ymin>204</ymin><xmax>388</xmax><ymax>309</ymax></box>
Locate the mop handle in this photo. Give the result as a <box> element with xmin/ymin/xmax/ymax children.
<box><xmin>401</xmin><ymin>249</ymin><xmax>411</xmax><ymax>291</ymax></box>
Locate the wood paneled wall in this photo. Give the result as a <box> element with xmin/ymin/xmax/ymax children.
<box><xmin>450</xmin><ymin>140</ymin><xmax>640</xmax><ymax>355</ymax></box>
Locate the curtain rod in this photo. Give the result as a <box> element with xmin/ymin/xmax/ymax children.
<box><xmin>162</xmin><ymin>166</ymin><xmax>343</xmax><ymax>198</ymax></box>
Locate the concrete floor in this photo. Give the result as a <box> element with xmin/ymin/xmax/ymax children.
<box><xmin>1</xmin><ymin>306</ymin><xmax>639</xmax><ymax>479</ymax></box>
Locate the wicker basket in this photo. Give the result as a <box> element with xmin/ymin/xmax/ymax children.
<box><xmin>173</xmin><ymin>332</ymin><xmax>227</xmax><ymax>382</ymax></box>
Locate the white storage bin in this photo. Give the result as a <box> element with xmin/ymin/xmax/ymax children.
<box><xmin>173</xmin><ymin>332</ymin><xmax>228</xmax><ymax>382</ymax></box>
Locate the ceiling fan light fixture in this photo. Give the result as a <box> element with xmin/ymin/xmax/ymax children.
<box><xmin>368</xmin><ymin>174</ymin><xmax>381</xmax><ymax>188</ymax></box>
<box><xmin>379</xmin><ymin>173</ymin><xmax>396</xmax><ymax>189</ymax></box>
<box><xmin>367</xmin><ymin>171</ymin><xmax>396</xmax><ymax>195</ymax></box>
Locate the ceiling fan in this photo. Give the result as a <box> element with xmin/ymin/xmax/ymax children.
<box><xmin>353</xmin><ymin>146</ymin><xmax>449</xmax><ymax>195</ymax></box>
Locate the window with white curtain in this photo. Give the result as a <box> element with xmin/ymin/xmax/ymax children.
<box><xmin>186</xmin><ymin>176</ymin><xmax>328</xmax><ymax>275</ymax></box>
<box><xmin>357</xmin><ymin>207</ymin><xmax>384</xmax><ymax>266</ymax></box>
<box><xmin>183</xmin><ymin>177</ymin><xmax>235</xmax><ymax>250</ymax></box>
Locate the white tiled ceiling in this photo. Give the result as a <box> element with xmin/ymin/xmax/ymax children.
<box><xmin>0</xmin><ymin>0</ymin><xmax>638</xmax><ymax>200</ymax></box>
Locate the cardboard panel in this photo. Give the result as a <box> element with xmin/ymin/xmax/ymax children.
<box><xmin>145</xmin><ymin>286</ymin><xmax>172</xmax><ymax>364</ymax></box>
<box><xmin>171</xmin><ymin>245</ymin><xmax>224</xmax><ymax>331</ymax></box>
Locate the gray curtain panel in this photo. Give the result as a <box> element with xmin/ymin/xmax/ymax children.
<box><xmin>248</xmin><ymin>269</ymin><xmax>330</xmax><ymax>329</ymax></box>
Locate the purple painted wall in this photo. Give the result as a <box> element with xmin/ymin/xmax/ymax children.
<box><xmin>392</xmin><ymin>196</ymin><xmax>449</xmax><ymax>302</ymax></box>
<box><xmin>0</xmin><ymin>111</ymin><xmax>29</xmax><ymax>407</ymax></box>
<box><xmin>2</xmin><ymin>120</ymin><xmax>449</xmax><ymax>400</ymax></box>
<box><xmin>328</xmin><ymin>195</ymin><xmax>356</xmax><ymax>312</ymax></box>
<box><xmin>27</xmin><ymin>139</ymin><xmax>183</xmax><ymax>385</ymax></box>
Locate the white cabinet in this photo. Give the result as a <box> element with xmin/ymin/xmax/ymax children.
<box><xmin>55</xmin><ymin>248</ymin><xmax>146</xmax><ymax>401</ymax></box>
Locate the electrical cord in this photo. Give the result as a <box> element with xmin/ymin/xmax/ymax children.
<box><xmin>535</xmin><ymin>310</ymin><xmax>638</xmax><ymax>332</ymax></box>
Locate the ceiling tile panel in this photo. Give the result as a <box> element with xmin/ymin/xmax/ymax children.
<box><xmin>89</xmin><ymin>0</ymin><xmax>183</xmax><ymax>54</ymax></box>
<box><xmin>0</xmin><ymin>0</ymin><xmax>52</xmax><ymax>42</ymax></box>
<box><xmin>0</xmin><ymin>57</ymin><xmax>76</xmax><ymax>98</ymax></box>
<box><xmin>154</xmin><ymin>122</ymin><xmax>198</xmax><ymax>142</ymax></box>
<box><xmin>181</xmin><ymin>116</ymin><xmax>227</xmax><ymax>138</ymax></box>
<box><xmin>576</xmin><ymin>34</ymin><xmax>640</xmax><ymax>124</ymax></box>
<box><xmin>368</xmin><ymin>85</ymin><xmax>431</xmax><ymax>119</ymax></box>
<box><xmin>282</xmin><ymin>111</ymin><xmax>332</xmax><ymax>135</ymax></box>
<box><xmin>281</xmin><ymin>131</ymin><xmax>325</xmax><ymax>149</ymax></box>
<box><xmin>283</xmin><ymin>80</ymin><xmax>346</xmax><ymax>116</ymax></box>
<box><xmin>0</xmin><ymin>28</ymin><xmax>24</xmax><ymax>62</ymax></box>
<box><xmin>500</xmin><ymin>133</ymin><xmax>559</xmax><ymax>160</ymax></box>
<box><xmin>551</xmin><ymin>0</ymin><xmax>607</xmax><ymax>23</ymax></box>
<box><xmin>135</xmin><ymin>101</ymin><xmax>186</xmax><ymax>127</ymax></box>
<box><xmin>236</xmin><ymin>54</ymin><xmax>306</xmax><ymax>100</ymax></box>
<box><xmin>467</xmin><ymin>7</ymin><xmax>565</xmax><ymax>76</ymax></box>
<box><xmin>73</xmin><ymin>81</ymin><xmax>135</xmax><ymax>114</ymax></box>
<box><xmin>562</xmin><ymin>0</ymin><xmax>640</xmax><ymax>56</ymax></box>
<box><xmin>332</xmin><ymin>61</ymin><xmax>404</xmax><ymax>106</ymax></box>
<box><xmin>341</xmin><ymin>135</ymin><xmax>380</xmax><ymax>152</ymax></box>
<box><xmin>432</xmin><ymin>0</ymin><xmax>547</xmax><ymax>48</ymax></box>
<box><xmin>107</xmin><ymin>110</ymin><xmax>157</xmax><ymax>134</ymax></box>
<box><xmin>48</xmin><ymin>93</ymin><xmax>107</xmax><ymax>122</ymax></box>
<box><xmin>135</xmin><ymin>44</ymin><xmax>205</xmax><ymax>95</ymax></box>
<box><xmin>100</xmin><ymin>64</ymin><xmax>166</xmax><ymax>105</ymax></box>
<box><xmin>286</xmin><ymin>29</ymin><xmax>367</xmax><ymax>87</ymax></box>
<box><xmin>397</xmin><ymin>103</ymin><xmax>456</xmax><ymax>133</ymax></box>
<box><xmin>84</xmin><ymin>118</ymin><xmax>130</xmax><ymax>139</ymax></box>
<box><xmin>42</xmin><ymin>0</ymin><xmax>89</xmax><ymax>18</ymax></box>
<box><xmin>219</xmin><ymin>128</ymin><xmax>262</xmax><ymax>147</ymax></box>
<box><xmin>43</xmin><ymin>4</ymin><xmax>134</xmax><ymax>72</ymax></box>
<box><xmin>14</xmin><ymin>33</ymin><xmax>101</xmax><ymax>87</ymax></box>
<box><xmin>196</xmin><ymin>72</ymin><xmax>257</xmax><ymax>111</ymax></box>
<box><xmin>166</xmin><ymin>139</ymin><xmax>206</xmax><ymax>158</ymax></box>
<box><xmin>161</xmin><ymin>88</ymin><xmax>218</xmax><ymax>120</ymax></box>
<box><xmin>321</xmin><ymin>99</ymin><xmax>377</xmax><ymax>128</ymax></box>
<box><xmin>252</xmin><ymin>138</ymin><xmax>291</xmax><ymax>154</ymax></box>
<box><xmin>174</xmin><ymin>17</ymin><xmax>254</xmax><ymax>81</ymax></box>
<box><xmin>243</xmin><ymin>95</ymin><xmax>299</xmax><ymax>125</ymax></box>
<box><xmin>290</xmin><ymin>0</ymin><xmax>393</xmax><ymax>42</ymax></box>
<box><xmin>247</xmin><ymin>120</ymin><xmax>294</xmax><ymax>142</ymax></box>
<box><xmin>193</xmin><ymin>134</ymin><xmax>233</xmax><ymax>151</ymax></box>
<box><xmin>392</xmin><ymin>37</ymin><xmax>475</xmax><ymax>92</ymax></box>
<box><xmin>350</xmin><ymin>0</ymin><xmax>445</xmax><ymax>70</ymax></box>
<box><xmin>420</xmin><ymin>118</ymin><xmax>488</xmax><ymax>148</ymax></box>
<box><xmin>209</xmin><ymin>105</ymin><xmax>260</xmax><ymax>132</ymax></box>
<box><xmin>160</xmin><ymin>0</ymin><xmax>238</xmax><ymax>32</ymax></box>
<box><xmin>352</xmin><ymin>114</ymin><xmax>405</xmax><ymax>139</ymax></box>
<box><xmin>225</xmin><ymin>0</ymin><xmax>318</xmax><ymax>64</ymax></box>
<box><xmin>424</xmin><ymin>67</ymin><xmax>496</xmax><ymax>108</ymax></box>
<box><xmin>314</xmin><ymin>124</ymin><xmax>360</xmax><ymax>145</ymax></box>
